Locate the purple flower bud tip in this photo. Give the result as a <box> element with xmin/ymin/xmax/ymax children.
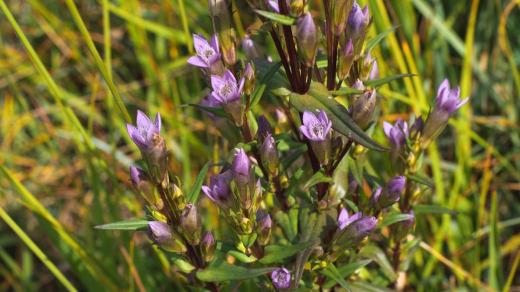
<box><xmin>338</xmin><ymin>208</ymin><xmax>362</xmax><ymax>230</ymax></box>
<box><xmin>210</xmin><ymin>70</ymin><xmax>244</xmax><ymax>105</ymax></box>
<box><xmin>188</xmin><ymin>34</ymin><xmax>221</xmax><ymax>68</ymax></box>
<box><xmin>300</xmin><ymin>110</ymin><xmax>332</xmax><ymax>141</ymax></box>
<box><xmin>271</xmin><ymin>267</ymin><xmax>291</xmax><ymax>289</ymax></box>
<box><xmin>242</xmin><ymin>35</ymin><xmax>260</xmax><ymax>59</ymax></box>
<box><xmin>257</xmin><ymin>212</ymin><xmax>272</xmax><ymax>230</ymax></box>
<box><xmin>268</xmin><ymin>0</ymin><xmax>280</xmax><ymax>13</ymax></box>
<box><xmin>344</xmin><ymin>38</ymin><xmax>354</xmax><ymax>56</ymax></box>
<box><xmin>244</xmin><ymin>63</ymin><xmax>254</xmax><ymax>79</ymax></box>
<box><xmin>387</xmin><ymin>175</ymin><xmax>406</xmax><ymax>197</ymax></box>
<box><xmin>371</xmin><ymin>186</ymin><xmax>382</xmax><ymax>203</ymax></box>
<box><xmin>435</xmin><ymin>79</ymin><xmax>469</xmax><ymax>115</ymax></box>
<box><xmin>257</xmin><ymin>115</ymin><xmax>273</xmax><ymax>141</ymax></box>
<box><xmin>383</xmin><ymin>119</ymin><xmax>409</xmax><ymax>147</ymax></box>
<box><xmin>202</xmin><ymin>170</ymin><xmax>233</xmax><ymax>207</ymax></box>
<box><xmin>129</xmin><ymin>166</ymin><xmax>149</xmax><ymax>187</ymax></box>
<box><xmin>369</xmin><ymin>60</ymin><xmax>379</xmax><ymax>80</ymax></box>
<box><xmin>126</xmin><ymin>111</ymin><xmax>161</xmax><ymax>149</ymax></box>
<box><xmin>202</xmin><ymin>231</ymin><xmax>215</xmax><ymax>245</ymax></box>
<box><xmin>148</xmin><ymin>221</ymin><xmax>172</xmax><ymax>244</ymax></box>
<box><xmin>296</xmin><ymin>12</ymin><xmax>318</xmax><ymax>66</ymax></box>
<box><xmin>348</xmin><ymin>2</ymin><xmax>370</xmax><ymax>34</ymax></box>
<box><xmin>232</xmin><ymin>148</ymin><xmax>251</xmax><ymax>183</ymax></box>
<box><xmin>357</xmin><ymin>216</ymin><xmax>378</xmax><ymax>234</ymax></box>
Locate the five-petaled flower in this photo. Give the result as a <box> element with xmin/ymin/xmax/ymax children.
<box><xmin>202</xmin><ymin>170</ymin><xmax>233</xmax><ymax>208</ymax></box>
<box><xmin>338</xmin><ymin>208</ymin><xmax>362</xmax><ymax>230</ymax></box>
<box><xmin>188</xmin><ymin>34</ymin><xmax>221</xmax><ymax>69</ymax></box>
<box><xmin>383</xmin><ymin>119</ymin><xmax>409</xmax><ymax>148</ymax></box>
<box><xmin>300</xmin><ymin>110</ymin><xmax>332</xmax><ymax>142</ymax></box>
<box><xmin>126</xmin><ymin>110</ymin><xmax>162</xmax><ymax>150</ymax></box>
<box><xmin>210</xmin><ymin>70</ymin><xmax>245</xmax><ymax>105</ymax></box>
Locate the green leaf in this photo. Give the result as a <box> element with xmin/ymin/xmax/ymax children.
<box><xmin>324</xmin><ymin>260</ymin><xmax>372</xmax><ymax>289</ymax></box>
<box><xmin>187</xmin><ymin>161</ymin><xmax>211</xmax><ymax>203</ymax></box>
<box><xmin>186</xmin><ymin>103</ymin><xmax>227</xmax><ymax>118</ymax></box>
<box><xmin>320</xmin><ymin>263</ymin><xmax>351</xmax><ymax>290</ymax></box>
<box><xmin>95</xmin><ymin>218</ymin><xmax>148</xmax><ymax>231</ymax></box>
<box><xmin>227</xmin><ymin>250</ymin><xmax>257</xmax><ymax>263</ymax></box>
<box><xmin>254</xmin><ymin>10</ymin><xmax>295</xmax><ymax>25</ymax></box>
<box><xmin>364</xmin><ymin>74</ymin><xmax>415</xmax><ymax>88</ymax></box>
<box><xmin>250</xmin><ymin>62</ymin><xmax>282</xmax><ymax>107</ymax></box>
<box><xmin>413</xmin><ymin>204</ymin><xmax>456</xmax><ymax>215</ymax></box>
<box><xmin>366</xmin><ymin>26</ymin><xmax>398</xmax><ymax>52</ymax></box>
<box><xmin>196</xmin><ymin>261</ymin><xmax>275</xmax><ymax>282</ymax></box>
<box><xmin>275</xmin><ymin>211</ymin><xmax>297</xmax><ymax>241</ymax></box>
<box><xmin>303</xmin><ymin>171</ymin><xmax>333</xmax><ymax>190</ymax></box>
<box><xmin>406</xmin><ymin>174</ymin><xmax>434</xmax><ymax>188</ymax></box>
<box><xmin>259</xmin><ymin>240</ymin><xmax>317</xmax><ymax>264</ymax></box>
<box><xmin>379</xmin><ymin>212</ymin><xmax>414</xmax><ymax>228</ymax></box>
<box><xmin>289</xmin><ymin>82</ymin><xmax>387</xmax><ymax>151</ymax></box>
<box><xmin>360</xmin><ymin>245</ymin><xmax>396</xmax><ymax>280</ymax></box>
<box><xmin>171</xmin><ymin>254</ymin><xmax>196</xmax><ymax>273</ymax></box>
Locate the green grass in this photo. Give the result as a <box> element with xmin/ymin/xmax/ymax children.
<box><xmin>0</xmin><ymin>0</ymin><xmax>519</xmax><ymax>290</ymax></box>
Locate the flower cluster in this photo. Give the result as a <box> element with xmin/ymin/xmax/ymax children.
<box><xmin>111</xmin><ymin>1</ymin><xmax>469</xmax><ymax>290</ymax></box>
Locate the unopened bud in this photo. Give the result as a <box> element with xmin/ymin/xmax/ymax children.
<box><xmin>332</xmin><ymin>0</ymin><xmax>354</xmax><ymax>35</ymax></box>
<box><xmin>338</xmin><ymin>38</ymin><xmax>354</xmax><ymax>80</ymax></box>
<box><xmin>257</xmin><ymin>212</ymin><xmax>272</xmax><ymax>245</ymax></box>
<box><xmin>201</xmin><ymin>231</ymin><xmax>216</xmax><ymax>262</ymax></box>
<box><xmin>180</xmin><ymin>204</ymin><xmax>202</xmax><ymax>245</ymax></box>
<box><xmin>148</xmin><ymin>221</ymin><xmax>187</xmax><ymax>253</ymax></box>
<box><xmin>242</xmin><ymin>34</ymin><xmax>260</xmax><ymax>60</ymax></box>
<box><xmin>351</xmin><ymin>88</ymin><xmax>377</xmax><ymax>129</ymax></box>
<box><xmin>296</xmin><ymin>12</ymin><xmax>318</xmax><ymax>67</ymax></box>
<box><xmin>347</xmin><ymin>2</ymin><xmax>370</xmax><ymax>54</ymax></box>
<box><xmin>243</xmin><ymin>63</ymin><xmax>256</xmax><ymax>95</ymax></box>
<box><xmin>260</xmin><ymin>134</ymin><xmax>279</xmax><ymax>176</ymax></box>
<box><xmin>373</xmin><ymin>176</ymin><xmax>406</xmax><ymax>210</ymax></box>
<box><xmin>130</xmin><ymin>166</ymin><xmax>158</xmax><ymax>207</ymax></box>
<box><xmin>335</xmin><ymin>215</ymin><xmax>377</xmax><ymax>248</ymax></box>
<box><xmin>232</xmin><ymin>148</ymin><xmax>251</xmax><ymax>187</ymax></box>
<box><xmin>256</xmin><ymin>115</ymin><xmax>273</xmax><ymax>142</ymax></box>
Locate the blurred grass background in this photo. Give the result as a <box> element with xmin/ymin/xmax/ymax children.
<box><xmin>0</xmin><ymin>0</ymin><xmax>519</xmax><ymax>291</ymax></box>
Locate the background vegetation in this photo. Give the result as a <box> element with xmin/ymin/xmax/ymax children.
<box><xmin>0</xmin><ymin>0</ymin><xmax>519</xmax><ymax>291</ymax></box>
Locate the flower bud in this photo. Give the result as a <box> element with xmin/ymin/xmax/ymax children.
<box><xmin>338</xmin><ymin>38</ymin><xmax>354</xmax><ymax>80</ymax></box>
<box><xmin>336</xmin><ymin>215</ymin><xmax>377</xmax><ymax>248</ymax></box>
<box><xmin>243</xmin><ymin>63</ymin><xmax>256</xmax><ymax>95</ymax></box>
<box><xmin>360</xmin><ymin>53</ymin><xmax>377</xmax><ymax>81</ymax></box>
<box><xmin>242</xmin><ymin>34</ymin><xmax>260</xmax><ymax>60</ymax></box>
<box><xmin>201</xmin><ymin>231</ymin><xmax>216</xmax><ymax>262</ymax></box>
<box><xmin>202</xmin><ymin>170</ymin><xmax>233</xmax><ymax>209</ymax></box>
<box><xmin>351</xmin><ymin>88</ymin><xmax>377</xmax><ymax>129</ymax></box>
<box><xmin>148</xmin><ymin>221</ymin><xmax>187</xmax><ymax>253</ymax></box>
<box><xmin>239</xmin><ymin>217</ymin><xmax>254</xmax><ymax>234</ymax></box>
<box><xmin>332</xmin><ymin>0</ymin><xmax>354</xmax><ymax>35</ymax></box>
<box><xmin>257</xmin><ymin>212</ymin><xmax>272</xmax><ymax>245</ymax></box>
<box><xmin>296</xmin><ymin>12</ymin><xmax>318</xmax><ymax>67</ymax></box>
<box><xmin>373</xmin><ymin>176</ymin><xmax>406</xmax><ymax>209</ymax></box>
<box><xmin>256</xmin><ymin>115</ymin><xmax>273</xmax><ymax>142</ymax></box>
<box><xmin>130</xmin><ymin>166</ymin><xmax>159</xmax><ymax>207</ymax></box>
<box><xmin>410</xmin><ymin>116</ymin><xmax>424</xmax><ymax>140</ymax></box>
<box><xmin>271</xmin><ymin>267</ymin><xmax>291</xmax><ymax>289</ymax></box>
<box><xmin>180</xmin><ymin>204</ymin><xmax>202</xmax><ymax>245</ymax></box>
<box><xmin>209</xmin><ymin>0</ymin><xmax>236</xmax><ymax>66</ymax></box>
<box><xmin>347</xmin><ymin>2</ymin><xmax>370</xmax><ymax>54</ymax></box>
<box><xmin>420</xmin><ymin>79</ymin><xmax>469</xmax><ymax>148</ymax></box>
<box><xmin>337</xmin><ymin>208</ymin><xmax>362</xmax><ymax>230</ymax></box>
<box><xmin>232</xmin><ymin>148</ymin><xmax>251</xmax><ymax>186</ymax></box>
<box><xmin>260</xmin><ymin>134</ymin><xmax>279</xmax><ymax>176</ymax></box>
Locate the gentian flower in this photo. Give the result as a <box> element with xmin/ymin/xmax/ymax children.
<box><xmin>210</xmin><ymin>70</ymin><xmax>245</xmax><ymax>105</ymax></box>
<box><xmin>268</xmin><ymin>0</ymin><xmax>280</xmax><ymax>13</ymax></box>
<box><xmin>300</xmin><ymin>110</ymin><xmax>332</xmax><ymax>165</ymax></box>
<box><xmin>296</xmin><ymin>12</ymin><xmax>318</xmax><ymax>67</ymax></box>
<box><xmin>126</xmin><ymin>110</ymin><xmax>161</xmax><ymax>150</ymax></box>
<box><xmin>336</xmin><ymin>214</ymin><xmax>377</xmax><ymax>248</ymax></box>
<box><xmin>271</xmin><ymin>267</ymin><xmax>291</xmax><ymax>289</ymax></box>
<box><xmin>347</xmin><ymin>2</ymin><xmax>370</xmax><ymax>53</ymax></box>
<box><xmin>300</xmin><ymin>110</ymin><xmax>332</xmax><ymax>142</ymax></box>
<box><xmin>373</xmin><ymin>176</ymin><xmax>406</xmax><ymax>209</ymax></box>
<box><xmin>188</xmin><ymin>34</ymin><xmax>222</xmax><ymax>69</ymax></box>
<box><xmin>338</xmin><ymin>208</ymin><xmax>362</xmax><ymax>230</ymax></box>
<box><xmin>257</xmin><ymin>211</ymin><xmax>272</xmax><ymax>245</ymax></box>
<box><xmin>383</xmin><ymin>119</ymin><xmax>409</xmax><ymax>148</ymax></box>
<box><xmin>202</xmin><ymin>170</ymin><xmax>233</xmax><ymax>208</ymax></box>
<box><xmin>421</xmin><ymin>79</ymin><xmax>469</xmax><ymax>146</ymax></box>
<box><xmin>231</xmin><ymin>148</ymin><xmax>251</xmax><ymax>186</ymax></box>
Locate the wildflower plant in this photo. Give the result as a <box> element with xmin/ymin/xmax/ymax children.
<box><xmin>100</xmin><ymin>0</ymin><xmax>469</xmax><ymax>290</ymax></box>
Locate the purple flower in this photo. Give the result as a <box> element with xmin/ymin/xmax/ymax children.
<box><xmin>434</xmin><ymin>79</ymin><xmax>469</xmax><ymax>115</ymax></box>
<box><xmin>374</xmin><ymin>176</ymin><xmax>406</xmax><ymax>209</ymax></box>
<box><xmin>268</xmin><ymin>0</ymin><xmax>280</xmax><ymax>13</ymax></box>
<box><xmin>257</xmin><ymin>115</ymin><xmax>273</xmax><ymax>142</ymax></box>
<box><xmin>296</xmin><ymin>12</ymin><xmax>318</xmax><ymax>67</ymax></box>
<box><xmin>338</xmin><ymin>208</ymin><xmax>362</xmax><ymax>230</ymax></box>
<box><xmin>257</xmin><ymin>212</ymin><xmax>272</xmax><ymax>230</ymax></box>
<box><xmin>369</xmin><ymin>60</ymin><xmax>379</xmax><ymax>80</ymax></box>
<box><xmin>126</xmin><ymin>110</ymin><xmax>161</xmax><ymax>150</ymax></box>
<box><xmin>370</xmin><ymin>186</ymin><xmax>383</xmax><ymax>205</ymax></box>
<box><xmin>348</xmin><ymin>2</ymin><xmax>370</xmax><ymax>37</ymax></box>
<box><xmin>336</xmin><ymin>215</ymin><xmax>377</xmax><ymax>247</ymax></box>
<box><xmin>231</xmin><ymin>148</ymin><xmax>251</xmax><ymax>185</ymax></box>
<box><xmin>338</xmin><ymin>38</ymin><xmax>354</xmax><ymax>79</ymax></box>
<box><xmin>202</xmin><ymin>170</ymin><xmax>233</xmax><ymax>207</ymax></box>
<box><xmin>271</xmin><ymin>267</ymin><xmax>291</xmax><ymax>289</ymax></box>
<box><xmin>201</xmin><ymin>231</ymin><xmax>216</xmax><ymax>262</ymax></box>
<box><xmin>300</xmin><ymin>110</ymin><xmax>332</xmax><ymax>142</ymax></box>
<box><xmin>148</xmin><ymin>221</ymin><xmax>172</xmax><ymax>244</ymax></box>
<box><xmin>210</xmin><ymin>70</ymin><xmax>245</xmax><ymax>105</ymax></box>
<box><xmin>188</xmin><ymin>34</ymin><xmax>221</xmax><ymax>68</ymax></box>
<box><xmin>383</xmin><ymin>119</ymin><xmax>409</xmax><ymax>148</ymax></box>
<box><xmin>129</xmin><ymin>166</ymin><xmax>146</xmax><ymax>187</ymax></box>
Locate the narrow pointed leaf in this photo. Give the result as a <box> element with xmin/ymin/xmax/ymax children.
<box><xmin>260</xmin><ymin>240</ymin><xmax>317</xmax><ymax>264</ymax></box>
<box><xmin>254</xmin><ymin>9</ymin><xmax>295</xmax><ymax>25</ymax></box>
<box><xmin>187</xmin><ymin>161</ymin><xmax>211</xmax><ymax>203</ymax></box>
<box><xmin>95</xmin><ymin>219</ymin><xmax>149</xmax><ymax>230</ymax></box>
<box><xmin>365</xmin><ymin>74</ymin><xmax>415</xmax><ymax>88</ymax></box>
